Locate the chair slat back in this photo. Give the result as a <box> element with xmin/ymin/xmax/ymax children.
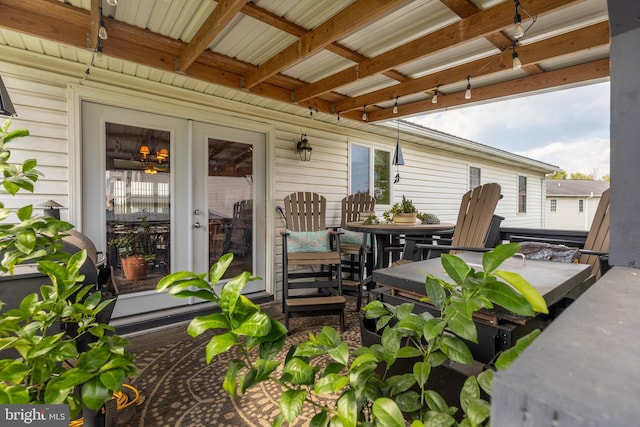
<box><xmin>283</xmin><ymin>192</ymin><xmax>327</xmax><ymax>232</ymax></box>
<box><xmin>580</xmin><ymin>188</ymin><xmax>610</xmax><ymax>279</ymax></box>
<box><xmin>341</xmin><ymin>193</ymin><xmax>376</xmax><ymax>227</ymax></box>
<box><xmin>451</xmin><ymin>183</ymin><xmax>502</xmax><ymax>253</ymax></box>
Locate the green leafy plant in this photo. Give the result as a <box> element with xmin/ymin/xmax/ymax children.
<box><xmin>158</xmin><ymin>242</ymin><xmax>546</xmax><ymax>426</ymax></box>
<box><xmin>362</xmin><ymin>213</ymin><xmax>379</xmax><ymax>225</ymax></box>
<box><xmin>0</xmin><ymin>120</ymin><xmax>137</xmax><ymax>420</ymax></box>
<box><xmin>383</xmin><ymin>195</ymin><xmax>419</xmax><ymax>223</ymax></box>
<box><xmin>417</xmin><ymin>212</ymin><xmax>440</xmax><ymax>224</ymax></box>
<box><xmin>107</xmin><ymin>218</ymin><xmax>156</xmax><ymax>259</ymax></box>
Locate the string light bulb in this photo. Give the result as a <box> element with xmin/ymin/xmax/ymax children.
<box><xmin>393</xmin><ymin>97</ymin><xmax>398</xmax><ymax>114</ymax></box>
<box><xmin>98</xmin><ymin>24</ymin><xmax>108</xmax><ymax>40</ymax></box>
<box><xmin>98</xmin><ymin>3</ymin><xmax>108</xmax><ymax>40</ymax></box>
<box><xmin>464</xmin><ymin>76</ymin><xmax>472</xmax><ymax>100</ymax></box>
<box><xmin>362</xmin><ymin>105</ymin><xmax>368</xmax><ymax>121</ymax></box>
<box><xmin>513</xmin><ymin>0</ymin><xmax>524</xmax><ymax>39</ymax></box>
<box><xmin>432</xmin><ymin>86</ymin><xmax>439</xmax><ymax>104</ymax></box>
<box><xmin>512</xmin><ymin>49</ymin><xmax>522</xmax><ymax>70</ymax></box>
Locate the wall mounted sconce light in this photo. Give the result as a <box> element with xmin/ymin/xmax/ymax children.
<box><xmin>39</xmin><ymin>200</ymin><xmax>63</xmax><ymax>220</ymax></box>
<box><xmin>0</xmin><ymin>76</ymin><xmax>17</xmax><ymax>117</ymax></box>
<box><xmin>296</xmin><ymin>133</ymin><xmax>312</xmax><ymax>161</ymax></box>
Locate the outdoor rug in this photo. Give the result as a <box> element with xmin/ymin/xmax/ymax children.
<box><xmin>120</xmin><ymin>298</ymin><xmax>363</xmax><ymax>427</ymax></box>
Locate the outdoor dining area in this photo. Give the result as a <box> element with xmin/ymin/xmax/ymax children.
<box><xmin>279</xmin><ymin>182</ymin><xmax>608</xmax><ymax>351</ymax></box>
<box><xmin>2</xmin><ymin>0</ymin><xmax>640</xmax><ymax>425</ymax></box>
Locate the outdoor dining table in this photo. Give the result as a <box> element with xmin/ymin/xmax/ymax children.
<box><xmin>368</xmin><ymin>251</ymin><xmax>592</xmax><ymax>363</ymax></box>
<box><xmin>344</xmin><ymin>221</ymin><xmax>456</xmax><ymax>269</ymax></box>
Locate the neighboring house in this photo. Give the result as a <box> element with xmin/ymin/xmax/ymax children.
<box><xmin>545</xmin><ymin>179</ymin><xmax>610</xmax><ymax>231</ymax></box>
<box><xmin>0</xmin><ymin>51</ymin><xmax>555</xmax><ymax>325</ymax></box>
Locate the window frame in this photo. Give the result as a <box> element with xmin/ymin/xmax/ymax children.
<box><xmin>518</xmin><ymin>175</ymin><xmax>527</xmax><ymax>214</ymax></box>
<box><xmin>578</xmin><ymin>199</ymin><xmax>584</xmax><ymax>213</ymax></box>
<box><xmin>469</xmin><ymin>165</ymin><xmax>481</xmax><ymax>190</ymax></box>
<box><xmin>349</xmin><ymin>141</ymin><xmax>392</xmax><ymax>207</ymax></box>
<box><xmin>550</xmin><ymin>199</ymin><xmax>557</xmax><ymax>212</ymax></box>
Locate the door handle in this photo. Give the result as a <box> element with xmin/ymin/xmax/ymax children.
<box><xmin>194</xmin><ymin>222</ymin><xmax>201</xmax><ymax>228</ymax></box>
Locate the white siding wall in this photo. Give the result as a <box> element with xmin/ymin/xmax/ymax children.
<box><xmin>545</xmin><ymin>196</ymin><xmax>601</xmax><ymax>231</ymax></box>
<box><xmin>1</xmin><ymin>56</ymin><xmax>550</xmax><ymax>303</ymax></box>
<box><xmin>0</xmin><ymin>68</ymin><xmax>69</xmax><ymax>213</ymax></box>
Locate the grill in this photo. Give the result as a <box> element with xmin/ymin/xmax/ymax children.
<box><xmin>62</xmin><ymin>229</ymin><xmax>108</xmax><ymax>288</ymax></box>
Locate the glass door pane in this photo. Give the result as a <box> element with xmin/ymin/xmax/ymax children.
<box><xmin>192</xmin><ymin>122</ymin><xmax>266</xmax><ymax>294</ymax></box>
<box><xmin>207</xmin><ymin>139</ymin><xmax>253</xmax><ymax>277</ymax></box>
<box><xmin>105</xmin><ymin>123</ymin><xmax>171</xmax><ymax>294</ymax></box>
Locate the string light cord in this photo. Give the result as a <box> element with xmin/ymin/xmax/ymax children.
<box><xmin>436</xmin><ymin>1</ymin><xmax>538</xmax><ymax>102</ymax></box>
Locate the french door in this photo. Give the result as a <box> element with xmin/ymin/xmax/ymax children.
<box><xmin>81</xmin><ymin>103</ymin><xmax>266</xmax><ymax>319</ymax></box>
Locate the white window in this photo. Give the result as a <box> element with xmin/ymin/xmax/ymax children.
<box><xmin>469</xmin><ymin>166</ymin><xmax>481</xmax><ymax>189</ymax></box>
<box><xmin>350</xmin><ymin>144</ymin><xmax>391</xmax><ymax>205</ymax></box>
<box><xmin>578</xmin><ymin>199</ymin><xmax>584</xmax><ymax>213</ymax></box>
<box><xmin>518</xmin><ymin>176</ymin><xmax>527</xmax><ymax>213</ymax></box>
<box><xmin>550</xmin><ymin>199</ymin><xmax>557</xmax><ymax>212</ymax></box>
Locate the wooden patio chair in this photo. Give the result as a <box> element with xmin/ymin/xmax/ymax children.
<box><xmin>280</xmin><ymin>192</ymin><xmax>346</xmax><ymax>331</ymax></box>
<box><xmin>408</xmin><ymin>183</ymin><xmax>503</xmax><ymax>259</ymax></box>
<box><xmin>579</xmin><ymin>188</ymin><xmax>610</xmax><ymax>279</ymax></box>
<box><xmin>339</xmin><ymin>193</ymin><xmax>376</xmax><ymax>311</ymax></box>
<box><xmin>510</xmin><ymin>188</ymin><xmax>610</xmax><ymax>281</ymax></box>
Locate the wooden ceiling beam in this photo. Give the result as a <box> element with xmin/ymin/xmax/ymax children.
<box><xmin>334</xmin><ymin>21</ymin><xmax>610</xmax><ymax>113</ymax></box>
<box><xmin>243</xmin><ymin>0</ymin><xmax>404</xmax><ymax>89</ymax></box>
<box><xmin>0</xmin><ymin>0</ymin><xmax>335</xmax><ymax>110</ymax></box>
<box><xmin>90</xmin><ymin>0</ymin><xmax>100</xmax><ymax>50</ymax></box>
<box><xmin>366</xmin><ymin>58</ymin><xmax>610</xmax><ymax>122</ymax></box>
<box><xmin>176</xmin><ymin>0</ymin><xmax>247</xmax><ymax>73</ymax></box>
<box><xmin>294</xmin><ymin>0</ymin><xmax>581</xmax><ymax>102</ymax></box>
<box><xmin>241</xmin><ymin>2</ymin><xmax>410</xmax><ymax>84</ymax></box>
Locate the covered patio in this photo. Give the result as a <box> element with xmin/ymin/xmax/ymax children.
<box><xmin>0</xmin><ymin>0</ymin><xmax>638</xmax><ymax>425</ymax></box>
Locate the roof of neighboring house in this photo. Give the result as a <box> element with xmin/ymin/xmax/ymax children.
<box><xmin>546</xmin><ymin>180</ymin><xmax>610</xmax><ymax>197</ymax></box>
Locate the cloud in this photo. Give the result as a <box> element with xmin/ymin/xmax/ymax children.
<box><xmin>516</xmin><ymin>137</ymin><xmax>610</xmax><ymax>178</ymax></box>
<box><xmin>408</xmin><ymin>82</ymin><xmax>610</xmax><ymax>178</ymax></box>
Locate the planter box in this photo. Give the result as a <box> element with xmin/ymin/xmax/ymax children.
<box><xmin>360</xmin><ymin>314</ymin><xmax>483</xmax><ymax>409</ymax></box>
<box><xmin>392</xmin><ymin>213</ymin><xmax>417</xmax><ymax>224</ymax></box>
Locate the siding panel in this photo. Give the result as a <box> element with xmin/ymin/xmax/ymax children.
<box><xmin>0</xmin><ymin>56</ymin><xmax>552</xmax><ymax>304</ymax></box>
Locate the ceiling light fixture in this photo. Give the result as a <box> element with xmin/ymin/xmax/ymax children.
<box><xmin>432</xmin><ymin>85</ymin><xmax>440</xmax><ymax>104</ymax></box>
<box><xmin>139</xmin><ymin>145</ymin><xmax>150</xmax><ymax>158</ymax></box>
<box><xmin>393</xmin><ymin>118</ymin><xmax>404</xmax><ymax>183</ymax></box>
<box><xmin>465</xmin><ymin>76</ymin><xmax>472</xmax><ymax>100</ymax></box>
<box><xmin>98</xmin><ymin>4</ymin><xmax>108</xmax><ymax>40</ymax></box>
<box><xmin>296</xmin><ymin>133</ymin><xmax>312</xmax><ymax>161</ymax></box>
<box><xmin>393</xmin><ymin>97</ymin><xmax>398</xmax><ymax>114</ymax></box>
<box><xmin>513</xmin><ymin>0</ymin><xmax>524</xmax><ymax>39</ymax></box>
<box><xmin>139</xmin><ymin>144</ymin><xmax>169</xmax><ymax>173</ymax></box>
<box><xmin>512</xmin><ymin>46</ymin><xmax>522</xmax><ymax>70</ymax></box>
<box><xmin>362</xmin><ymin>105</ymin><xmax>368</xmax><ymax>121</ymax></box>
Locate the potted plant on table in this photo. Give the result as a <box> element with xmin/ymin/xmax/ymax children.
<box><xmin>383</xmin><ymin>194</ymin><xmax>419</xmax><ymax>224</ymax></box>
<box><xmin>417</xmin><ymin>211</ymin><xmax>440</xmax><ymax>224</ymax></box>
<box><xmin>0</xmin><ymin>121</ymin><xmax>138</xmax><ymax>426</ymax></box>
<box><xmin>108</xmin><ymin>220</ymin><xmax>155</xmax><ymax>281</ymax></box>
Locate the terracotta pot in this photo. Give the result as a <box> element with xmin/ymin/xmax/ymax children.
<box><xmin>121</xmin><ymin>255</ymin><xmax>147</xmax><ymax>281</ymax></box>
<box><xmin>392</xmin><ymin>213</ymin><xmax>417</xmax><ymax>224</ymax></box>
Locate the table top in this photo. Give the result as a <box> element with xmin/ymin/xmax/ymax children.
<box><xmin>372</xmin><ymin>252</ymin><xmax>591</xmax><ymax>315</ymax></box>
<box><xmin>345</xmin><ymin>221</ymin><xmax>455</xmax><ymax>235</ymax></box>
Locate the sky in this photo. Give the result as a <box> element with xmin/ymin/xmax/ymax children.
<box><xmin>407</xmin><ymin>81</ymin><xmax>610</xmax><ymax>179</ymax></box>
